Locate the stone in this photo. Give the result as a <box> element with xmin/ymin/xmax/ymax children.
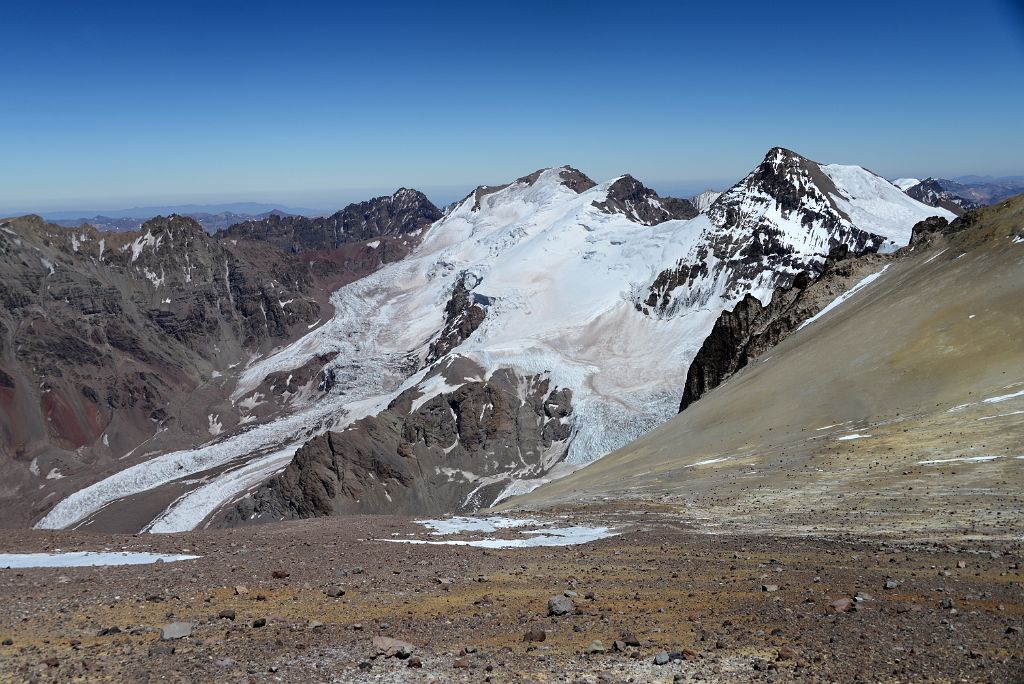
<box><xmin>159</xmin><ymin>622</ymin><xmax>193</xmax><ymax>640</ymax></box>
<box><xmin>884</xmin><ymin>579</ymin><xmax>899</xmax><ymax>590</ymax></box>
<box><xmin>234</xmin><ymin>585</ymin><xmax>249</xmax><ymax>596</ymax></box>
<box><xmin>587</xmin><ymin>640</ymin><xmax>605</xmax><ymax>654</ymax></box>
<box><xmin>623</xmin><ymin>634</ymin><xmax>641</xmax><ymax>647</ymax></box>
<box><xmin>613</xmin><ymin>640</ymin><xmax>627</xmax><ymax>652</ymax></box>
<box><xmin>778</xmin><ymin>646</ymin><xmax>797</xmax><ymax>661</ymax></box>
<box><xmin>523</xmin><ymin>628</ymin><xmax>547</xmax><ymax>643</ymax></box>
<box><xmin>218</xmin><ymin>609</ymin><xmax>236</xmax><ymax>621</ymax></box>
<box><xmin>373</xmin><ymin>636</ymin><xmax>415</xmax><ymax>658</ymax></box>
<box><xmin>654</xmin><ymin>651</ymin><xmax>670</xmax><ymax>665</ymax></box>
<box><xmin>828</xmin><ymin>598</ymin><xmax>855</xmax><ymax>613</ymax></box>
<box><xmin>271</xmin><ymin>570</ymin><xmax>290</xmax><ymax>579</ymax></box>
<box><xmin>762</xmin><ymin>584</ymin><xmax>779</xmax><ymax>592</ymax></box>
<box><xmin>548</xmin><ymin>595</ymin><xmax>574</xmax><ymax>616</ymax></box>
<box><xmin>453</xmin><ymin>656</ymin><xmax>470</xmax><ymax>668</ymax></box>
<box><xmin>148</xmin><ymin>644</ymin><xmax>175</xmax><ymax>656</ymax></box>
<box><xmin>940</xmin><ymin>597</ymin><xmax>954</xmax><ymax>610</ymax></box>
<box><xmin>252</xmin><ymin>618</ymin><xmax>266</xmax><ymax>628</ymax></box>
<box><xmin>326</xmin><ymin>587</ymin><xmax>346</xmax><ymax>598</ymax></box>
<box><xmin>43</xmin><ymin>657</ymin><xmax>59</xmax><ymax>667</ymax></box>
<box><xmin>407</xmin><ymin>657</ymin><xmax>422</xmax><ymax>668</ymax></box>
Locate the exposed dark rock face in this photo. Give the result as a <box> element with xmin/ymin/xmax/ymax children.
<box><xmin>639</xmin><ymin>148</ymin><xmax>887</xmax><ymax>318</ymax></box>
<box><xmin>425</xmin><ymin>274</ymin><xmax>487</xmax><ymax>365</ymax></box>
<box><xmin>0</xmin><ymin>214</ymin><xmax>322</xmax><ymax>525</ymax></box>
<box><xmin>679</xmin><ymin>245</ymin><xmax>889</xmax><ymax>412</ymax></box>
<box><xmin>909</xmin><ymin>216</ymin><xmax>951</xmax><ymax>245</ymax></box>
<box><xmin>905</xmin><ymin>179</ymin><xmax>981</xmax><ymax>216</ymax></box>
<box><xmin>218</xmin><ymin>189</ymin><xmax>440</xmax><ymax>252</ymax></box>
<box><xmin>468</xmin><ymin>166</ymin><xmax>597</xmax><ymax>211</ymax></box>
<box><xmin>592</xmin><ymin>175</ymin><xmax>698</xmax><ymax>225</ymax></box>
<box><xmin>222</xmin><ymin>366</ymin><xmax>573</xmax><ymax>524</ymax></box>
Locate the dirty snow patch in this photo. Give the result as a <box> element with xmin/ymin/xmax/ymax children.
<box><xmin>837</xmin><ymin>433</ymin><xmax>871</xmax><ymax>441</ymax></box>
<box><xmin>0</xmin><ymin>551</ymin><xmax>199</xmax><ymax>568</ymax></box>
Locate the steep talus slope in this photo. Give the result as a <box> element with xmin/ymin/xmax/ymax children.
<box><xmin>218</xmin><ymin>188</ymin><xmax>441</xmax><ymax>252</ymax></box>
<box><xmin>33</xmin><ymin>151</ymin><xmax>951</xmax><ymax>533</ymax></box>
<box><xmin>0</xmin><ymin>214</ymin><xmax>321</xmax><ymax>525</ymax></box>
<box><xmin>502</xmin><ymin>196</ymin><xmax>1024</xmax><ymax>540</ymax></box>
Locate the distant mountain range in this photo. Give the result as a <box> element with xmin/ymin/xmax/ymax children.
<box><xmin>890</xmin><ymin>175</ymin><xmax>1024</xmax><ymax>215</ymax></box>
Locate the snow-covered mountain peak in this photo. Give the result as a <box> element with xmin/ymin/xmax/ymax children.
<box><xmin>35</xmin><ymin>151</ymin><xmax>961</xmax><ymax>533</ymax></box>
<box><xmin>458</xmin><ymin>166</ymin><xmax>598</xmax><ymax>215</ymax></box>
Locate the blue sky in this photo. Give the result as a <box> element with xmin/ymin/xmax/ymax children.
<box><xmin>2</xmin><ymin>0</ymin><xmax>1023</xmax><ymax>213</ymax></box>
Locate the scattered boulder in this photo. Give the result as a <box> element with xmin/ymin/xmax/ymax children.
<box><xmin>159</xmin><ymin>622</ymin><xmax>193</xmax><ymax>640</ymax></box>
<box><xmin>654</xmin><ymin>651</ymin><xmax>670</xmax><ymax>665</ymax></box>
<box><xmin>372</xmin><ymin>636</ymin><xmax>415</xmax><ymax>658</ymax></box>
<box><xmin>218</xmin><ymin>609</ymin><xmax>236</xmax><ymax>621</ymax></box>
<box><xmin>586</xmin><ymin>640</ymin><xmax>605</xmax><ymax>654</ymax></box>
<box><xmin>326</xmin><ymin>587</ymin><xmax>346</xmax><ymax>598</ymax></box>
<box><xmin>762</xmin><ymin>584</ymin><xmax>779</xmax><ymax>593</ymax></box>
<box><xmin>252</xmin><ymin>618</ymin><xmax>266</xmax><ymax>628</ymax></box>
<box><xmin>271</xmin><ymin>570</ymin><xmax>290</xmax><ymax>579</ymax></box>
<box><xmin>234</xmin><ymin>585</ymin><xmax>249</xmax><ymax>596</ymax></box>
<box><xmin>884</xmin><ymin>579</ymin><xmax>899</xmax><ymax>590</ymax></box>
<box><xmin>828</xmin><ymin>598</ymin><xmax>855</xmax><ymax>613</ymax></box>
<box><xmin>523</xmin><ymin>628</ymin><xmax>547</xmax><ymax>643</ymax></box>
<box><xmin>548</xmin><ymin>595</ymin><xmax>574</xmax><ymax>616</ymax></box>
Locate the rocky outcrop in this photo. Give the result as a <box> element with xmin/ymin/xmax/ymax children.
<box><xmin>222</xmin><ymin>365</ymin><xmax>573</xmax><ymax>524</ymax></box>
<box><xmin>425</xmin><ymin>274</ymin><xmax>487</xmax><ymax>365</ymax></box>
<box><xmin>218</xmin><ymin>188</ymin><xmax>440</xmax><ymax>252</ymax></box>
<box><xmin>592</xmin><ymin>175</ymin><xmax>698</xmax><ymax>225</ymax></box>
<box><xmin>680</xmin><ymin>245</ymin><xmax>889</xmax><ymax>411</ymax></box>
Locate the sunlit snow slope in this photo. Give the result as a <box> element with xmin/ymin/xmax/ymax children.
<box><xmin>37</xmin><ymin>150</ymin><xmax>952</xmax><ymax>532</ymax></box>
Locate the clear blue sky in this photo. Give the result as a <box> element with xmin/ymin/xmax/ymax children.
<box><xmin>2</xmin><ymin>0</ymin><xmax>1023</xmax><ymax>213</ymax></box>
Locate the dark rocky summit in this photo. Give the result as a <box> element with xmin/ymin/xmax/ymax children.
<box><xmin>592</xmin><ymin>175</ymin><xmax>697</xmax><ymax>225</ymax></box>
<box><xmin>218</xmin><ymin>188</ymin><xmax>440</xmax><ymax>252</ymax></box>
<box><xmin>222</xmin><ymin>364</ymin><xmax>573</xmax><ymax>524</ymax></box>
<box><xmin>639</xmin><ymin>148</ymin><xmax>888</xmax><ymax>318</ymax></box>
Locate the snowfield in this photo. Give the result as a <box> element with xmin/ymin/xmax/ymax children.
<box><xmin>37</xmin><ymin>160</ymin><xmax>952</xmax><ymax>532</ymax></box>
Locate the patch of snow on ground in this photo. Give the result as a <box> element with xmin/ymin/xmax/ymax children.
<box><xmin>983</xmin><ymin>389</ymin><xmax>1024</xmax><ymax>404</ymax></box>
<box><xmin>377</xmin><ymin>517</ymin><xmax>617</xmax><ymax>548</ymax></box>
<box><xmin>0</xmin><ymin>551</ymin><xmax>199</xmax><ymax>568</ymax></box>
<box><xmin>837</xmin><ymin>434</ymin><xmax>871</xmax><ymax>441</ymax></box>
<box><xmin>978</xmin><ymin>410</ymin><xmax>1024</xmax><ymax>421</ymax></box>
<box><xmin>417</xmin><ymin>516</ymin><xmax>546</xmax><ymax>535</ymax></box>
<box><xmin>917</xmin><ymin>455</ymin><xmax>1005</xmax><ymax>466</ymax></box>
<box><xmin>685</xmin><ymin>457</ymin><xmax>729</xmax><ymax>467</ymax></box>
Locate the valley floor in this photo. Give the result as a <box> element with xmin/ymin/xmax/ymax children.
<box><xmin>0</xmin><ymin>506</ymin><xmax>1021</xmax><ymax>683</ymax></box>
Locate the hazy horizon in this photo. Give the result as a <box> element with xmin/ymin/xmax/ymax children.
<box><xmin>3</xmin><ymin>1</ymin><xmax>1023</xmax><ymax>215</ymax></box>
